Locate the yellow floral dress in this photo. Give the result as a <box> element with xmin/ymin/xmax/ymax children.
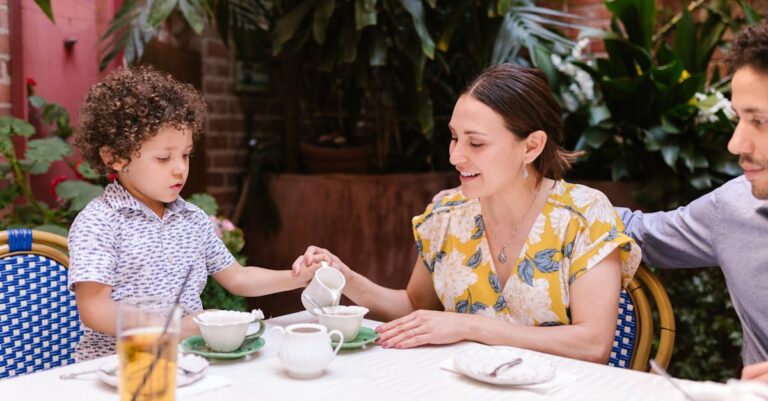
<box><xmin>412</xmin><ymin>180</ymin><xmax>641</xmax><ymax>326</ymax></box>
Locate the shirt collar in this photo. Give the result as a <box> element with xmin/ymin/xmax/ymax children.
<box><xmin>104</xmin><ymin>180</ymin><xmax>194</xmax><ymax>218</ymax></box>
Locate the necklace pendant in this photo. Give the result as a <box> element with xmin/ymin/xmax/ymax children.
<box><xmin>497</xmin><ymin>247</ymin><xmax>508</xmax><ymax>263</ymax></box>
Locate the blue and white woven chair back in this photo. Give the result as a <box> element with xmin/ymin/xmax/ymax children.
<box><xmin>0</xmin><ymin>229</ymin><xmax>81</xmax><ymax>379</ymax></box>
<box><xmin>608</xmin><ymin>289</ymin><xmax>636</xmax><ymax>369</ymax></box>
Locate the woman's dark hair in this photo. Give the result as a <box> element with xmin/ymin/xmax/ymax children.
<box><xmin>462</xmin><ymin>63</ymin><xmax>579</xmax><ymax>182</ymax></box>
<box><xmin>75</xmin><ymin>66</ymin><xmax>206</xmax><ymax>174</ymax></box>
<box><xmin>726</xmin><ymin>22</ymin><xmax>768</xmax><ymax>75</ymax></box>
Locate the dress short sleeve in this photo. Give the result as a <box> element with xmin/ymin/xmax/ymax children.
<box><xmin>67</xmin><ymin>203</ymin><xmax>118</xmax><ymax>291</ymax></box>
<box><xmin>566</xmin><ymin>186</ymin><xmax>641</xmax><ymax>288</ymax></box>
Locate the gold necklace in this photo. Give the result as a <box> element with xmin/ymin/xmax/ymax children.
<box><xmin>484</xmin><ymin>187</ymin><xmax>540</xmax><ymax>264</ymax></box>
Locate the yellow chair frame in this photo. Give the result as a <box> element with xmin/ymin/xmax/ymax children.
<box><xmin>625</xmin><ymin>264</ymin><xmax>676</xmax><ymax>371</ymax></box>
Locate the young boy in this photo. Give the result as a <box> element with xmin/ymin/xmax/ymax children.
<box><xmin>68</xmin><ymin>66</ymin><xmax>315</xmax><ymax>361</ymax></box>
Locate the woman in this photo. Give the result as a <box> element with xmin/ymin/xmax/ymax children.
<box><xmin>296</xmin><ymin>64</ymin><xmax>641</xmax><ymax>363</ymax></box>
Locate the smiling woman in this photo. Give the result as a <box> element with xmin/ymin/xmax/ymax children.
<box><xmin>295</xmin><ymin>64</ymin><xmax>642</xmax><ymax>364</ymax></box>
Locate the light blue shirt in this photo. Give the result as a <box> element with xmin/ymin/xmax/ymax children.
<box><xmin>619</xmin><ymin>176</ymin><xmax>768</xmax><ymax>364</ymax></box>
<box><xmin>67</xmin><ymin>181</ymin><xmax>234</xmax><ymax>361</ymax></box>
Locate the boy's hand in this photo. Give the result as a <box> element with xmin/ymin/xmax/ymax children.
<box><xmin>292</xmin><ymin>245</ymin><xmax>353</xmax><ymax>285</ymax></box>
<box><xmin>742</xmin><ymin>361</ymin><xmax>768</xmax><ymax>382</ymax></box>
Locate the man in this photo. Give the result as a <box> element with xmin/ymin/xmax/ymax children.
<box><xmin>619</xmin><ymin>22</ymin><xmax>768</xmax><ymax>380</ymax></box>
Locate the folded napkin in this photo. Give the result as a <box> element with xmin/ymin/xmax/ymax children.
<box><xmin>678</xmin><ymin>379</ymin><xmax>768</xmax><ymax>401</ymax></box>
<box><xmin>177</xmin><ymin>374</ymin><xmax>232</xmax><ymax>400</ymax></box>
<box><xmin>439</xmin><ymin>357</ymin><xmax>577</xmax><ymax>394</ymax></box>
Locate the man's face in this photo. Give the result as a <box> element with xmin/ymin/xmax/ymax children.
<box><xmin>729</xmin><ymin>66</ymin><xmax>768</xmax><ymax>199</ymax></box>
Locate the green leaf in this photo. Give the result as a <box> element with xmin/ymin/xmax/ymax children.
<box><xmin>497</xmin><ymin>0</ymin><xmax>512</xmax><ymax>16</ymax></box>
<box><xmin>338</xmin><ymin>22</ymin><xmax>360</xmax><ymax>64</ymax></box>
<box><xmin>604</xmin><ymin>0</ymin><xmax>655</xmax><ymax>49</ymax></box>
<box><xmin>398</xmin><ymin>0</ymin><xmax>435</xmax><ymax>59</ymax></box>
<box><xmin>187</xmin><ymin>193</ymin><xmax>219</xmax><ymax>216</ymax></box>
<box><xmin>34</xmin><ymin>224</ymin><xmax>69</xmax><ymax>237</ymax></box>
<box><xmin>0</xmin><ymin>185</ymin><xmax>21</xmax><ymax>210</ymax></box>
<box><xmin>23</xmin><ymin>137</ymin><xmax>72</xmax><ymax>174</ymax></box>
<box><xmin>611</xmin><ymin>159</ymin><xmax>628</xmax><ymax>181</ymax></box>
<box><xmin>313</xmin><ymin>0</ymin><xmax>335</xmax><ymax>44</ymax></box>
<box><xmin>178</xmin><ymin>0</ymin><xmax>206</xmax><ymax>34</ymax></box>
<box><xmin>661</xmin><ymin>144</ymin><xmax>680</xmax><ymax>170</ymax></box>
<box><xmin>0</xmin><ymin>117</ymin><xmax>36</xmax><ymax>138</ymax></box>
<box><xmin>740</xmin><ymin>1</ymin><xmax>760</xmax><ymax>25</ymax></box>
<box><xmin>583</xmin><ymin>127</ymin><xmax>610</xmax><ymax>148</ymax></box>
<box><xmin>0</xmin><ymin>137</ymin><xmax>11</xmax><ymax>156</ymax></box>
<box><xmin>215</xmin><ymin>0</ymin><xmax>230</xmax><ymax>46</ymax></box>
<box><xmin>355</xmin><ymin>0</ymin><xmax>377</xmax><ymax>31</ymax></box>
<box><xmin>673</xmin><ymin>8</ymin><xmax>695</xmax><ymax>73</ymax></box>
<box><xmin>56</xmin><ymin>180</ymin><xmax>104</xmax><ymax>211</ymax></box>
<box><xmin>0</xmin><ymin>162</ymin><xmax>10</xmax><ymax>177</ymax></box>
<box><xmin>28</xmin><ymin>95</ymin><xmax>46</xmax><ymax>108</ymax></box>
<box><xmin>369</xmin><ymin>29</ymin><xmax>388</xmax><ymax>66</ymax></box>
<box><xmin>272</xmin><ymin>1</ymin><xmax>313</xmax><ymax>55</ymax></box>
<box><xmin>77</xmin><ymin>162</ymin><xmax>101</xmax><ymax>180</ymax></box>
<box><xmin>415</xmin><ymin>89</ymin><xmax>434</xmax><ymax>139</ymax></box>
<box><xmin>148</xmin><ymin>0</ymin><xmax>178</xmax><ymax>28</ymax></box>
<box><xmin>689</xmin><ymin>172</ymin><xmax>712</xmax><ymax>190</ymax></box>
<box><xmin>34</xmin><ymin>0</ymin><xmax>55</xmax><ymax>22</ymax></box>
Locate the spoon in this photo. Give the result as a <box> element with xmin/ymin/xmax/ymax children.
<box><xmin>487</xmin><ymin>357</ymin><xmax>523</xmax><ymax>378</ymax></box>
<box><xmin>302</xmin><ymin>293</ymin><xmax>328</xmax><ymax>316</ymax></box>
<box><xmin>650</xmin><ymin>359</ymin><xmax>696</xmax><ymax>401</ymax></box>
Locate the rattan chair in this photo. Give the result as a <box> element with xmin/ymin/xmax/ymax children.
<box><xmin>0</xmin><ymin>228</ymin><xmax>81</xmax><ymax>379</ymax></box>
<box><xmin>608</xmin><ymin>264</ymin><xmax>676</xmax><ymax>371</ymax></box>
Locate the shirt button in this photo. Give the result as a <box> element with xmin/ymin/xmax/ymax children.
<box><xmin>168</xmin><ymin>256</ymin><xmax>173</xmax><ymax>264</ymax></box>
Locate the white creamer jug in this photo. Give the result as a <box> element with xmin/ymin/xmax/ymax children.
<box><xmin>272</xmin><ymin>323</ymin><xmax>344</xmax><ymax>379</ymax></box>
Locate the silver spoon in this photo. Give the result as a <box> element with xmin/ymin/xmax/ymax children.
<box><xmin>302</xmin><ymin>294</ymin><xmax>328</xmax><ymax>316</ymax></box>
<box><xmin>650</xmin><ymin>359</ymin><xmax>696</xmax><ymax>401</ymax></box>
<box><xmin>487</xmin><ymin>357</ymin><xmax>523</xmax><ymax>377</ymax></box>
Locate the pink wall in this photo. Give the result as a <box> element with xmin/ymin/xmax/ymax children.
<box><xmin>12</xmin><ymin>0</ymin><xmax>119</xmax><ymax>203</ymax></box>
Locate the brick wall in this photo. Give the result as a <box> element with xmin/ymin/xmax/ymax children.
<box><xmin>0</xmin><ymin>0</ymin><xmax>9</xmax><ymax>117</ymax></box>
<box><xmin>200</xmin><ymin>32</ymin><xmax>247</xmax><ymax>216</ymax></box>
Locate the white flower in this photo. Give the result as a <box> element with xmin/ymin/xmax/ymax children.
<box><xmin>527</xmin><ymin>214</ymin><xmax>546</xmax><ymax>245</ymax></box>
<box><xmin>433</xmin><ymin>249</ymin><xmax>478</xmax><ymax>308</ymax></box>
<box><xmin>503</xmin><ymin>275</ymin><xmax>560</xmax><ymax>326</ymax></box>
<box><xmin>569</xmin><ymin>186</ymin><xmax>615</xmax><ymax>224</ymax></box>
<box><xmin>694</xmin><ymin>90</ymin><xmax>737</xmax><ymax>124</ymax></box>
<box><xmin>548</xmin><ymin>207</ymin><xmax>572</xmax><ymax>238</ymax></box>
<box><xmin>447</xmin><ymin>208</ymin><xmax>479</xmax><ymax>243</ymax></box>
<box><xmin>416</xmin><ymin>218</ymin><xmax>447</xmax><ymax>260</ymax></box>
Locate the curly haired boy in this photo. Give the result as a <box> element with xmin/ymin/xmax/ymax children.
<box><xmin>68</xmin><ymin>67</ymin><xmax>319</xmax><ymax>361</ymax></box>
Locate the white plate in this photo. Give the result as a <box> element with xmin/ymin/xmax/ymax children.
<box><xmin>452</xmin><ymin>348</ymin><xmax>555</xmax><ymax>386</ymax></box>
<box><xmin>97</xmin><ymin>354</ymin><xmax>208</xmax><ymax>388</ymax></box>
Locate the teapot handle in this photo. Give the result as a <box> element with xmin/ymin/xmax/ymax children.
<box><xmin>328</xmin><ymin>330</ymin><xmax>344</xmax><ymax>355</ymax></box>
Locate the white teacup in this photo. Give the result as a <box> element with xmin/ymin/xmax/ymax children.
<box><xmin>301</xmin><ymin>265</ymin><xmax>345</xmax><ymax>315</ymax></box>
<box><xmin>193</xmin><ymin>309</ymin><xmax>265</xmax><ymax>352</ymax></box>
<box><xmin>318</xmin><ymin>305</ymin><xmax>369</xmax><ymax>341</ymax></box>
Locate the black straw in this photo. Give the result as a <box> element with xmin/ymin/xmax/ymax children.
<box><xmin>130</xmin><ymin>266</ymin><xmax>193</xmax><ymax>401</ymax></box>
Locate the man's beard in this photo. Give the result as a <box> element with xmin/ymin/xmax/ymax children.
<box><xmin>741</xmin><ymin>155</ymin><xmax>768</xmax><ymax>200</ymax></box>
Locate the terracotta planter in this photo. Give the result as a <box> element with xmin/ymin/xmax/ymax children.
<box><xmin>299</xmin><ymin>142</ymin><xmax>371</xmax><ymax>173</ymax></box>
<box><xmin>242</xmin><ymin>172</ymin><xmax>459</xmax><ymax>317</ymax></box>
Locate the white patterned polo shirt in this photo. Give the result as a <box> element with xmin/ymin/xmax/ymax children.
<box><xmin>67</xmin><ymin>181</ymin><xmax>234</xmax><ymax>361</ymax></box>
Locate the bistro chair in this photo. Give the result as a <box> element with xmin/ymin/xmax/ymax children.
<box><xmin>609</xmin><ymin>264</ymin><xmax>676</xmax><ymax>371</ymax></box>
<box><xmin>0</xmin><ymin>229</ymin><xmax>81</xmax><ymax>379</ymax></box>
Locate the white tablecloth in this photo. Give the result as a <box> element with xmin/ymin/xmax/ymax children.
<box><xmin>0</xmin><ymin>312</ymin><xmax>698</xmax><ymax>401</ymax></box>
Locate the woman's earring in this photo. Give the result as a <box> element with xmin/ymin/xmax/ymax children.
<box><xmin>522</xmin><ymin>165</ymin><xmax>529</xmax><ymax>179</ymax></box>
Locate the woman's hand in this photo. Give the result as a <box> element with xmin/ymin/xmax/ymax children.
<box><xmin>742</xmin><ymin>361</ymin><xmax>768</xmax><ymax>382</ymax></box>
<box><xmin>374</xmin><ymin>310</ymin><xmax>469</xmax><ymax>349</ymax></box>
<box><xmin>292</xmin><ymin>245</ymin><xmax>354</xmax><ymax>284</ymax></box>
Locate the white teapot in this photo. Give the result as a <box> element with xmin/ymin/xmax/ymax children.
<box><xmin>272</xmin><ymin>323</ymin><xmax>344</xmax><ymax>379</ymax></box>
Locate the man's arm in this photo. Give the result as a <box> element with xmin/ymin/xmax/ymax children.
<box><xmin>617</xmin><ymin>190</ymin><xmax>719</xmax><ymax>268</ymax></box>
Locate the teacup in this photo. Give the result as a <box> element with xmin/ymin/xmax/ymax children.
<box><xmin>318</xmin><ymin>305</ymin><xmax>369</xmax><ymax>341</ymax></box>
<box><xmin>301</xmin><ymin>265</ymin><xmax>345</xmax><ymax>315</ymax></box>
<box><xmin>192</xmin><ymin>309</ymin><xmax>265</xmax><ymax>352</ymax></box>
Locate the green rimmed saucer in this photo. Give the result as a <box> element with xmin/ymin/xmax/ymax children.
<box><xmin>181</xmin><ymin>335</ymin><xmax>265</xmax><ymax>359</ymax></box>
<box><xmin>332</xmin><ymin>327</ymin><xmax>379</xmax><ymax>350</ymax></box>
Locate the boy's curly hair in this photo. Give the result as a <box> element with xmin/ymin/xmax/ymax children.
<box><xmin>726</xmin><ymin>22</ymin><xmax>768</xmax><ymax>75</ymax></box>
<box><xmin>75</xmin><ymin>66</ymin><xmax>206</xmax><ymax>174</ymax></box>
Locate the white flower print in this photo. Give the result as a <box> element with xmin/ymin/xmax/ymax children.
<box><xmin>527</xmin><ymin>214</ymin><xmax>546</xmax><ymax>245</ymax></box>
<box><xmin>551</xmin><ymin>180</ymin><xmax>566</xmax><ymax>196</ymax></box>
<box><xmin>474</xmin><ymin>305</ymin><xmax>499</xmax><ymax>319</ymax></box>
<box><xmin>503</xmin><ymin>275</ymin><xmax>560</xmax><ymax>326</ymax></box>
<box><xmin>548</xmin><ymin>207</ymin><xmax>572</xmax><ymax>238</ymax></box>
<box><xmin>416</xmin><ymin>218</ymin><xmax>447</xmax><ymax>261</ymax></box>
<box><xmin>586</xmin><ymin>243</ymin><xmax>618</xmax><ymax>270</ymax></box>
<box><xmin>448</xmin><ymin>208</ymin><xmax>480</xmax><ymax>243</ymax></box>
<box><xmin>569</xmin><ymin>186</ymin><xmax>615</xmax><ymax>224</ymax></box>
<box><xmin>433</xmin><ymin>249</ymin><xmax>478</xmax><ymax>307</ymax></box>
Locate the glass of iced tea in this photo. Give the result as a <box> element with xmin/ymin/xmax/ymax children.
<box><xmin>117</xmin><ymin>297</ymin><xmax>181</xmax><ymax>401</ymax></box>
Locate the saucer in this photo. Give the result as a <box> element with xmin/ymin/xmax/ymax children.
<box><xmin>452</xmin><ymin>348</ymin><xmax>555</xmax><ymax>386</ymax></box>
<box><xmin>180</xmin><ymin>335</ymin><xmax>265</xmax><ymax>359</ymax></box>
<box><xmin>96</xmin><ymin>354</ymin><xmax>208</xmax><ymax>387</ymax></box>
<box><xmin>331</xmin><ymin>327</ymin><xmax>378</xmax><ymax>350</ymax></box>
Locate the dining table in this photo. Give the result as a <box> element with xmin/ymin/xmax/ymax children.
<box><xmin>0</xmin><ymin>311</ymin><xmax>717</xmax><ymax>401</ymax></box>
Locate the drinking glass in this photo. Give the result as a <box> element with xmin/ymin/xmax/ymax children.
<box><xmin>117</xmin><ymin>296</ymin><xmax>181</xmax><ymax>401</ymax></box>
